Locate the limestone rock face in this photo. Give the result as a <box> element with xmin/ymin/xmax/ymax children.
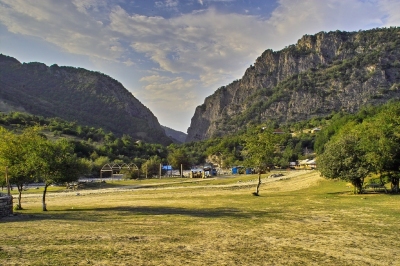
<box><xmin>0</xmin><ymin>54</ymin><xmax>172</xmax><ymax>145</ymax></box>
<box><xmin>186</xmin><ymin>28</ymin><xmax>400</xmax><ymax>142</ymax></box>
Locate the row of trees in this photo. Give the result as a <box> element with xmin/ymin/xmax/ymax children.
<box><xmin>4</xmin><ymin>101</ymin><xmax>400</xmax><ymax>201</ymax></box>
<box><xmin>0</xmin><ymin>111</ymin><xmax>318</xmax><ymax>177</ymax></box>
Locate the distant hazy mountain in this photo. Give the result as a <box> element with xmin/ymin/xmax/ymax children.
<box><xmin>186</xmin><ymin>27</ymin><xmax>400</xmax><ymax>142</ymax></box>
<box><xmin>162</xmin><ymin>126</ymin><xmax>187</xmax><ymax>143</ymax></box>
<box><xmin>0</xmin><ymin>54</ymin><xmax>172</xmax><ymax>145</ymax></box>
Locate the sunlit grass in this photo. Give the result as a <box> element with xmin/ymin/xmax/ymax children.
<box><xmin>1</xmin><ymin>170</ymin><xmax>399</xmax><ymax>265</ymax></box>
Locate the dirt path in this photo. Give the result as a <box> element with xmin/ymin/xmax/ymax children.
<box><xmin>19</xmin><ymin>170</ymin><xmax>323</xmax><ymax>199</ymax></box>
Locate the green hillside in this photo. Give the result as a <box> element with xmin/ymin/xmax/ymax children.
<box><xmin>0</xmin><ymin>54</ymin><xmax>172</xmax><ymax>145</ymax></box>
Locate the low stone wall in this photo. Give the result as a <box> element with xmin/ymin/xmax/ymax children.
<box><xmin>0</xmin><ymin>194</ymin><xmax>13</xmax><ymax>218</ymax></box>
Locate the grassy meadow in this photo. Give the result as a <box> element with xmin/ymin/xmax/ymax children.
<box><xmin>1</xmin><ymin>170</ymin><xmax>399</xmax><ymax>266</ymax></box>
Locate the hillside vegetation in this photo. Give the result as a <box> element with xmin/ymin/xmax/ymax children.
<box><xmin>0</xmin><ymin>54</ymin><xmax>171</xmax><ymax>145</ymax></box>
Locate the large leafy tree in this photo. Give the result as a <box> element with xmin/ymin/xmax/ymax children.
<box><xmin>242</xmin><ymin>127</ymin><xmax>282</xmax><ymax>196</ymax></box>
<box><xmin>359</xmin><ymin>105</ymin><xmax>400</xmax><ymax>193</ymax></box>
<box><xmin>0</xmin><ymin>127</ymin><xmax>44</xmax><ymax>209</ymax></box>
<box><xmin>167</xmin><ymin>146</ymin><xmax>191</xmax><ymax>175</ymax></box>
<box><xmin>37</xmin><ymin>139</ymin><xmax>90</xmax><ymax>211</ymax></box>
<box><xmin>318</xmin><ymin>133</ymin><xmax>371</xmax><ymax>194</ymax></box>
<box><xmin>141</xmin><ymin>156</ymin><xmax>162</xmax><ymax>178</ymax></box>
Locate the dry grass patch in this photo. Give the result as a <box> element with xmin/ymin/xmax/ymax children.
<box><xmin>1</xmin><ymin>171</ymin><xmax>399</xmax><ymax>265</ymax></box>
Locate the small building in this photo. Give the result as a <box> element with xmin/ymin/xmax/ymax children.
<box><xmin>161</xmin><ymin>165</ymin><xmax>172</xmax><ymax>170</ymax></box>
<box><xmin>297</xmin><ymin>159</ymin><xmax>317</xmax><ymax>169</ymax></box>
<box><xmin>232</xmin><ymin>166</ymin><xmax>240</xmax><ymax>174</ymax></box>
<box><xmin>311</xmin><ymin>127</ymin><xmax>321</xmax><ymax>133</ymax></box>
<box><xmin>232</xmin><ymin>166</ymin><xmax>253</xmax><ymax>174</ymax></box>
<box><xmin>162</xmin><ymin>165</ymin><xmax>173</xmax><ymax>177</ymax></box>
<box><xmin>307</xmin><ymin>159</ymin><xmax>317</xmax><ymax>169</ymax></box>
<box><xmin>232</xmin><ymin>166</ymin><xmax>245</xmax><ymax>174</ymax></box>
<box><xmin>273</xmin><ymin>128</ymin><xmax>285</xmax><ymax>134</ymax></box>
<box><xmin>203</xmin><ymin>165</ymin><xmax>217</xmax><ymax>177</ymax></box>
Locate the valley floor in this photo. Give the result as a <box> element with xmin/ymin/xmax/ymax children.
<box><xmin>1</xmin><ymin>170</ymin><xmax>399</xmax><ymax>266</ymax></box>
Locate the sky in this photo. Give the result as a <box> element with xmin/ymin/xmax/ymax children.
<box><xmin>1</xmin><ymin>0</ymin><xmax>400</xmax><ymax>133</ymax></box>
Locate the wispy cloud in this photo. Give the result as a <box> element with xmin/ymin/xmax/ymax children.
<box><xmin>0</xmin><ymin>0</ymin><xmax>122</xmax><ymax>62</ymax></box>
<box><xmin>269</xmin><ymin>0</ymin><xmax>386</xmax><ymax>44</ymax></box>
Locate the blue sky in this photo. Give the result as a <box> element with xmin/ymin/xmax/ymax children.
<box><xmin>1</xmin><ymin>0</ymin><xmax>400</xmax><ymax>133</ymax></box>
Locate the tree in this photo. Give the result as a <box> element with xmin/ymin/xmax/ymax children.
<box><xmin>0</xmin><ymin>127</ymin><xmax>44</xmax><ymax>209</ymax></box>
<box><xmin>358</xmin><ymin>105</ymin><xmax>400</xmax><ymax>193</ymax></box>
<box><xmin>167</xmin><ymin>147</ymin><xmax>191</xmax><ymax>175</ymax></box>
<box><xmin>141</xmin><ymin>156</ymin><xmax>161</xmax><ymax>178</ymax></box>
<box><xmin>318</xmin><ymin>133</ymin><xmax>371</xmax><ymax>194</ymax></box>
<box><xmin>242</xmin><ymin>127</ymin><xmax>282</xmax><ymax>196</ymax></box>
<box><xmin>37</xmin><ymin>139</ymin><xmax>90</xmax><ymax>211</ymax></box>
<box><xmin>92</xmin><ymin>156</ymin><xmax>110</xmax><ymax>176</ymax></box>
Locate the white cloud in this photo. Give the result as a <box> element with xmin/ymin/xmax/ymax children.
<box><xmin>379</xmin><ymin>0</ymin><xmax>400</xmax><ymax>26</ymax></box>
<box><xmin>0</xmin><ymin>0</ymin><xmax>123</xmax><ymax>62</ymax></box>
<box><xmin>200</xmin><ymin>0</ymin><xmax>235</xmax><ymax>3</ymax></box>
<box><xmin>109</xmin><ymin>7</ymin><xmax>269</xmax><ymax>79</ymax></box>
<box><xmin>137</xmin><ymin>74</ymin><xmax>201</xmax><ymax>129</ymax></box>
<box><xmin>155</xmin><ymin>0</ymin><xmax>179</xmax><ymax>9</ymax></box>
<box><xmin>72</xmin><ymin>0</ymin><xmax>108</xmax><ymax>14</ymax></box>
<box><xmin>139</xmin><ymin>75</ymin><xmax>199</xmax><ymax>106</ymax></box>
<box><xmin>267</xmin><ymin>0</ymin><xmax>388</xmax><ymax>48</ymax></box>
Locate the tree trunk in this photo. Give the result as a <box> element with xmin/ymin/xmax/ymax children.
<box><xmin>42</xmin><ymin>184</ymin><xmax>48</xmax><ymax>211</ymax></box>
<box><xmin>254</xmin><ymin>171</ymin><xmax>262</xmax><ymax>196</ymax></box>
<box><xmin>16</xmin><ymin>184</ymin><xmax>23</xmax><ymax>210</ymax></box>
<box><xmin>352</xmin><ymin>178</ymin><xmax>364</xmax><ymax>194</ymax></box>
<box><xmin>392</xmin><ymin>178</ymin><xmax>399</xmax><ymax>193</ymax></box>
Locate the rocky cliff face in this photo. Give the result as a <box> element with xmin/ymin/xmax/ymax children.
<box><xmin>186</xmin><ymin>27</ymin><xmax>400</xmax><ymax>142</ymax></box>
<box><xmin>0</xmin><ymin>54</ymin><xmax>172</xmax><ymax>145</ymax></box>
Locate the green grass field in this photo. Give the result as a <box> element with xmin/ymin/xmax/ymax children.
<box><xmin>1</xmin><ymin>171</ymin><xmax>399</xmax><ymax>265</ymax></box>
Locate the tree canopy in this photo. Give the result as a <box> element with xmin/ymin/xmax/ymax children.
<box><xmin>0</xmin><ymin>127</ymin><xmax>45</xmax><ymax>209</ymax></box>
<box><xmin>242</xmin><ymin>127</ymin><xmax>283</xmax><ymax>195</ymax></box>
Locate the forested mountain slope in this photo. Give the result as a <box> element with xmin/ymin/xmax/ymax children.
<box><xmin>162</xmin><ymin>126</ymin><xmax>187</xmax><ymax>144</ymax></box>
<box><xmin>0</xmin><ymin>54</ymin><xmax>171</xmax><ymax>145</ymax></box>
<box><xmin>186</xmin><ymin>27</ymin><xmax>400</xmax><ymax>142</ymax></box>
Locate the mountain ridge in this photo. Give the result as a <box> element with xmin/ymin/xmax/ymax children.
<box><xmin>186</xmin><ymin>27</ymin><xmax>400</xmax><ymax>142</ymax></box>
<box><xmin>0</xmin><ymin>54</ymin><xmax>172</xmax><ymax>145</ymax></box>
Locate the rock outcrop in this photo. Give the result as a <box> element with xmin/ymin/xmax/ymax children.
<box><xmin>186</xmin><ymin>27</ymin><xmax>400</xmax><ymax>142</ymax></box>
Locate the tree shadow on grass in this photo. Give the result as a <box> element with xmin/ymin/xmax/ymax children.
<box><xmin>326</xmin><ymin>191</ymin><xmax>354</xmax><ymax>195</ymax></box>
<box><xmin>326</xmin><ymin>190</ymin><xmax>400</xmax><ymax>196</ymax></box>
<box><xmin>0</xmin><ymin>206</ymin><xmax>279</xmax><ymax>223</ymax></box>
<box><xmin>66</xmin><ymin>206</ymin><xmax>281</xmax><ymax>220</ymax></box>
<box><xmin>3</xmin><ymin>206</ymin><xmax>281</xmax><ymax>223</ymax></box>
